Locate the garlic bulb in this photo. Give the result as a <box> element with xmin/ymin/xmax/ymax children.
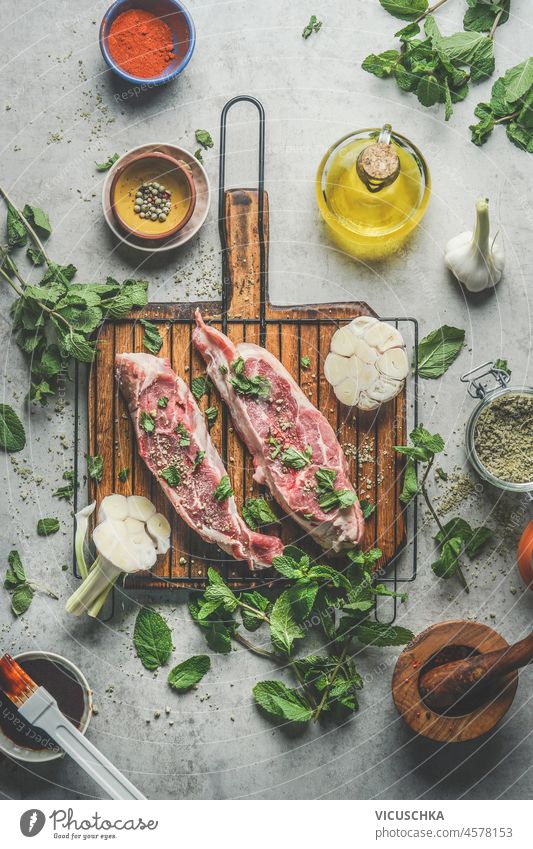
<box><xmin>324</xmin><ymin>317</ymin><xmax>408</xmax><ymax>411</ymax></box>
<box><xmin>444</xmin><ymin>197</ymin><xmax>504</xmax><ymax>293</ymax></box>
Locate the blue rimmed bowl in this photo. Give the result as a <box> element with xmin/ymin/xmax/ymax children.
<box><xmin>99</xmin><ymin>0</ymin><xmax>195</xmax><ymax>86</ymax></box>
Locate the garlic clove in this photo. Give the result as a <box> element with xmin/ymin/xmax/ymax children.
<box><xmin>98</xmin><ymin>494</ymin><xmax>129</xmax><ymax>524</ymax></box>
<box><xmin>333</xmin><ymin>376</ymin><xmax>362</xmax><ymax>407</ymax></box>
<box><xmin>348</xmin><ymin>315</ymin><xmax>378</xmax><ymax>338</ymax></box>
<box><xmin>147</xmin><ymin>512</ymin><xmax>172</xmax><ymax>554</ymax></box>
<box><xmin>324</xmin><ymin>352</ymin><xmax>350</xmax><ymax>386</ymax></box>
<box><xmin>376</xmin><ymin>347</ymin><xmax>409</xmax><ymax>381</ymax></box>
<box><xmin>124</xmin><ymin>517</ymin><xmax>146</xmax><ymax>536</ymax></box>
<box><xmin>364</xmin><ymin>322</ymin><xmax>405</xmax><ymax>353</ymax></box>
<box><xmin>358</xmin><ymin>391</ymin><xmax>381</xmax><ymax>411</ymax></box>
<box><xmin>127</xmin><ymin>495</ymin><xmax>157</xmax><ymax>523</ymax></box>
<box><xmin>366</xmin><ymin>374</ymin><xmax>403</xmax><ymax>404</ymax></box>
<box><xmin>352</xmin><ymin>337</ymin><xmax>379</xmax><ymax>364</ymax></box>
<box><xmin>330</xmin><ymin>326</ymin><xmax>356</xmax><ymax>357</ymax></box>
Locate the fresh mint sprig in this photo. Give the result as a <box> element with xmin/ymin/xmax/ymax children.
<box><xmin>189</xmin><ymin>550</ymin><xmax>411</xmax><ymax>726</ymax></box>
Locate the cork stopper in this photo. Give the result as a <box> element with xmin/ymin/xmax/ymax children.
<box><xmin>356</xmin><ymin>124</ymin><xmax>400</xmax><ymax>193</ymax></box>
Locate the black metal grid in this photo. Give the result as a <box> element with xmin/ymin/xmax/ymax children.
<box><xmin>72</xmin><ymin>95</ymin><xmax>419</xmax><ymax>624</ymax></box>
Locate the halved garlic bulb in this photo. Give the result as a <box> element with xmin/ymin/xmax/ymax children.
<box><xmin>324</xmin><ymin>317</ymin><xmax>408</xmax><ymax>411</ymax></box>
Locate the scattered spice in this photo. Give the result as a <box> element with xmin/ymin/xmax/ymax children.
<box><xmin>107</xmin><ymin>9</ymin><xmax>176</xmax><ymax>79</ymax></box>
<box><xmin>474</xmin><ymin>392</ymin><xmax>533</xmax><ymax>484</ymax></box>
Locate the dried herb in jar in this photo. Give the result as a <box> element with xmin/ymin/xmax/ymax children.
<box><xmin>474</xmin><ymin>392</ymin><xmax>533</xmax><ymax>484</ymax></box>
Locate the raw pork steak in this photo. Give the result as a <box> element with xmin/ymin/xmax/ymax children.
<box><xmin>193</xmin><ymin>311</ymin><xmax>364</xmax><ymax>553</ymax></box>
<box><xmin>115</xmin><ymin>353</ymin><xmax>283</xmax><ymax>569</ymax></box>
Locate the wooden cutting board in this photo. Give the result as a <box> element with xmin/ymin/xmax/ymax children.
<box><xmin>85</xmin><ymin>190</ymin><xmax>412</xmax><ymax>587</ymax></box>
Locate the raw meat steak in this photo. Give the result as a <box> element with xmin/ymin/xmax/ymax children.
<box><xmin>115</xmin><ymin>352</ymin><xmax>283</xmax><ymax>569</ymax></box>
<box><xmin>193</xmin><ymin>311</ymin><xmax>364</xmax><ymax>553</ymax></box>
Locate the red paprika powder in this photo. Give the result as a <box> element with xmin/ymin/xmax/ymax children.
<box><xmin>107</xmin><ymin>8</ymin><xmax>176</xmax><ymax>78</ymax></box>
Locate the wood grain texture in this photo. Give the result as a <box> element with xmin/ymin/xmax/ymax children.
<box><xmin>392</xmin><ymin>620</ymin><xmax>518</xmax><ymax>743</ymax></box>
<box><xmin>87</xmin><ymin>188</ymin><xmax>409</xmax><ymax>587</ymax></box>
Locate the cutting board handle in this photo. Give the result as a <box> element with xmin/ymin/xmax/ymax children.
<box><xmin>222</xmin><ymin>188</ymin><xmax>269</xmax><ymax>325</ymax></box>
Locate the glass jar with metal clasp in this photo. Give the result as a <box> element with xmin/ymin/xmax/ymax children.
<box><xmin>461</xmin><ymin>361</ymin><xmax>533</xmax><ymax>588</ymax></box>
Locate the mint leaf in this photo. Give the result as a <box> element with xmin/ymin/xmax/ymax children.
<box><xmin>214</xmin><ymin>474</ymin><xmax>233</xmax><ymax>502</ymax></box>
<box><xmin>355</xmin><ymin>621</ymin><xmax>413</xmax><ymax>646</ymax></box>
<box><xmin>205</xmin><ymin>406</ymin><xmax>218</xmax><ymax>428</ymax></box>
<box><xmin>195</xmin><ymin>129</ymin><xmax>214</xmax><ymax>149</ymax></box>
<box><xmin>95</xmin><ymin>153</ymin><xmax>119</xmax><ymax>171</ymax></box>
<box><xmin>6</xmin><ymin>550</ymin><xmax>26</xmax><ymax>587</ymax></box>
<box><xmin>158</xmin><ymin>396</ymin><xmax>169</xmax><ymax>408</ymax></box>
<box><xmin>27</xmin><ymin>246</ymin><xmax>45</xmax><ymax>265</ymax></box>
<box><xmin>168</xmin><ymin>655</ymin><xmax>210</xmax><ymax>692</ymax></box>
<box><xmin>242</xmin><ymin>496</ymin><xmax>277</xmax><ymax>530</ymax></box>
<box><xmin>379</xmin><ymin>0</ymin><xmax>427</xmax><ymax>21</ymax></box>
<box><xmin>11</xmin><ymin>584</ymin><xmax>34</xmax><ymax>616</ymax></box>
<box><xmin>23</xmin><ymin>204</ymin><xmax>52</xmax><ymax>236</ymax></box>
<box><xmin>140</xmin><ymin>411</ymin><xmax>155</xmax><ymax>433</ymax></box>
<box><xmin>287</xmin><ymin>583</ymin><xmax>318</xmax><ymax>621</ymax></box>
<box><xmin>302</xmin><ymin>15</ymin><xmax>322</xmax><ymax>39</ymax></box>
<box><xmin>417</xmin><ymin>75</ymin><xmax>440</xmax><ymax>107</ymax></box>
<box><xmin>133</xmin><ymin>607</ymin><xmax>173</xmax><ymax>670</ymax></box>
<box><xmin>37</xmin><ymin>518</ymin><xmax>60</xmax><ymax>536</ymax></box>
<box><xmin>191</xmin><ymin>375</ymin><xmax>211</xmax><ymax>401</ymax></box>
<box><xmin>6</xmin><ymin>202</ymin><xmax>27</xmax><ymax>247</ymax></box>
<box><xmin>253</xmin><ymin>681</ymin><xmax>313</xmax><ymax>722</ymax></box>
<box><xmin>192</xmin><ymin>450</ymin><xmax>205</xmax><ymax>472</ymax></box>
<box><xmin>504</xmin><ymin>58</ymin><xmax>533</xmax><ymax>104</ymax></box>
<box><xmin>118</xmin><ymin>467</ymin><xmax>129</xmax><ymax>482</ymax></box>
<box><xmin>86</xmin><ymin>453</ymin><xmax>103</xmax><ymax>483</ymax></box>
<box><xmin>362</xmin><ymin>49</ymin><xmax>400</xmax><ymax>78</ymax></box>
<box><xmin>270</xmin><ymin>590</ymin><xmax>305</xmax><ymax>655</ymax></box>
<box><xmin>140</xmin><ymin>319</ymin><xmax>163</xmax><ymax>355</ymax></box>
<box><xmin>205</xmin><ymin>569</ymin><xmax>238</xmax><ymax>613</ymax></box>
<box><xmin>281</xmin><ymin>445</ymin><xmax>312</xmax><ymax>470</ymax></box>
<box><xmin>360</xmin><ymin>499</ymin><xmax>375</xmax><ymax>519</ymax></box>
<box><xmin>230</xmin><ymin>358</ymin><xmax>271</xmax><ymax>400</ymax></box>
<box><xmin>417</xmin><ymin>325</ymin><xmax>465</xmax><ymax>378</ymax></box>
<box><xmin>160</xmin><ymin>465</ymin><xmax>181</xmax><ymax>487</ymax></box>
<box><xmin>300</xmin><ymin>355</ymin><xmax>310</xmax><ymax>369</ymax></box>
<box><xmin>399</xmin><ymin>458</ymin><xmax>418</xmax><ymax>504</ymax></box>
<box><xmin>432</xmin><ymin>537</ymin><xmax>463</xmax><ymax>578</ymax></box>
<box><xmin>0</xmin><ymin>404</ymin><xmax>26</xmax><ymax>452</ymax></box>
<box><xmin>240</xmin><ymin>590</ymin><xmax>270</xmax><ymax>631</ymax></box>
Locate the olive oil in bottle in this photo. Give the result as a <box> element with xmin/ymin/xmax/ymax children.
<box><xmin>316</xmin><ymin>124</ymin><xmax>430</xmax><ymax>260</ymax></box>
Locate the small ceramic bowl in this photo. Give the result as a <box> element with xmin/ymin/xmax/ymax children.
<box><xmin>0</xmin><ymin>651</ymin><xmax>92</xmax><ymax>763</ymax></box>
<box><xmin>110</xmin><ymin>151</ymin><xmax>197</xmax><ymax>241</ymax></box>
<box><xmin>99</xmin><ymin>0</ymin><xmax>195</xmax><ymax>86</ymax></box>
<box><xmin>102</xmin><ymin>143</ymin><xmax>211</xmax><ymax>253</ymax></box>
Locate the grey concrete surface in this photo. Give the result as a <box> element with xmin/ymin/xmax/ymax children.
<box><xmin>1</xmin><ymin>0</ymin><xmax>532</xmax><ymax>801</ymax></box>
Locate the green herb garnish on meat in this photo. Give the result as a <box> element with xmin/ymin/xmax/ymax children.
<box><xmin>176</xmin><ymin>423</ymin><xmax>190</xmax><ymax>447</ymax></box>
<box><xmin>140</xmin><ymin>411</ymin><xmax>155</xmax><ymax>433</ymax></box>
<box><xmin>242</xmin><ymin>496</ymin><xmax>278</xmax><ymax>530</ymax></box>
<box><xmin>315</xmin><ymin>467</ymin><xmax>357</xmax><ymax>512</ymax></box>
<box><xmin>281</xmin><ymin>445</ymin><xmax>312</xmax><ymax>470</ymax></box>
<box><xmin>192</xmin><ymin>450</ymin><xmax>205</xmax><ymax>472</ymax></box>
<box><xmin>230</xmin><ymin>357</ymin><xmax>271</xmax><ymax>400</ymax></box>
<box><xmin>160</xmin><ymin>465</ymin><xmax>181</xmax><ymax>487</ymax></box>
<box><xmin>214</xmin><ymin>474</ymin><xmax>233</xmax><ymax>502</ymax></box>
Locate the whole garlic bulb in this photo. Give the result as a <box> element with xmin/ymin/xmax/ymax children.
<box><xmin>324</xmin><ymin>316</ymin><xmax>408</xmax><ymax>411</ymax></box>
<box><xmin>444</xmin><ymin>197</ymin><xmax>504</xmax><ymax>293</ymax></box>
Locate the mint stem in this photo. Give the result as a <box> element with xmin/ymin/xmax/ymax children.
<box><xmin>489</xmin><ymin>8</ymin><xmax>504</xmax><ymax>39</ymax></box>
<box><xmin>414</xmin><ymin>0</ymin><xmax>450</xmax><ymax>25</ymax></box>
<box><xmin>0</xmin><ymin>183</ymin><xmax>51</xmax><ymax>265</ymax></box>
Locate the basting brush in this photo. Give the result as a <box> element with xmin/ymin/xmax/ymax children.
<box><xmin>0</xmin><ymin>654</ymin><xmax>146</xmax><ymax>800</ymax></box>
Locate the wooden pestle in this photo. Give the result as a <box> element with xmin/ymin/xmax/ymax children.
<box><xmin>419</xmin><ymin>631</ymin><xmax>533</xmax><ymax>713</ymax></box>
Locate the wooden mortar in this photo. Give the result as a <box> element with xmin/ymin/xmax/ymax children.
<box><xmin>392</xmin><ymin>620</ymin><xmax>518</xmax><ymax>743</ymax></box>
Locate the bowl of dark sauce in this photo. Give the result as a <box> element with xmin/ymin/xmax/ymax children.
<box><xmin>0</xmin><ymin>652</ymin><xmax>92</xmax><ymax>762</ymax></box>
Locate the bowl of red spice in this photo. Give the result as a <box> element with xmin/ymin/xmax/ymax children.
<box><xmin>100</xmin><ymin>0</ymin><xmax>195</xmax><ymax>86</ymax></box>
